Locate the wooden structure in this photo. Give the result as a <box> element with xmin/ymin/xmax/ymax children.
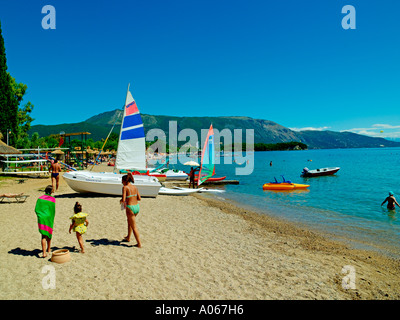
<box><xmin>61</xmin><ymin>132</ymin><xmax>91</xmax><ymax>169</ymax></box>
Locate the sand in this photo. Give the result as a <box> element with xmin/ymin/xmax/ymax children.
<box><xmin>0</xmin><ymin>163</ymin><xmax>399</xmax><ymax>300</ymax></box>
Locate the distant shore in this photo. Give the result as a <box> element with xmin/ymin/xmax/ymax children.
<box><xmin>0</xmin><ymin>163</ymin><xmax>399</xmax><ymax>300</ymax></box>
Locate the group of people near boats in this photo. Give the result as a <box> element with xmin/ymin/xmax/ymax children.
<box><xmin>34</xmin><ymin>172</ymin><xmax>141</xmax><ymax>258</ymax></box>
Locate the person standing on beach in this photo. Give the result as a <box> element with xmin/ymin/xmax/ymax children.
<box><xmin>69</xmin><ymin>202</ymin><xmax>89</xmax><ymax>253</ymax></box>
<box><xmin>34</xmin><ymin>185</ymin><xmax>56</xmax><ymax>258</ymax></box>
<box><xmin>120</xmin><ymin>173</ymin><xmax>142</xmax><ymax>247</ymax></box>
<box><xmin>49</xmin><ymin>159</ymin><xmax>62</xmax><ymax>192</ymax></box>
<box><xmin>381</xmin><ymin>191</ymin><xmax>400</xmax><ymax>210</ymax></box>
<box><xmin>188</xmin><ymin>166</ymin><xmax>200</xmax><ymax>189</ymax></box>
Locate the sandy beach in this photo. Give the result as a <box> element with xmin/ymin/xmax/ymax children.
<box><xmin>0</xmin><ymin>163</ymin><xmax>399</xmax><ymax>300</ymax></box>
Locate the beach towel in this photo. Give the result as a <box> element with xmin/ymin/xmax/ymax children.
<box><xmin>35</xmin><ymin>194</ymin><xmax>56</xmax><ymax>239</ymax></box>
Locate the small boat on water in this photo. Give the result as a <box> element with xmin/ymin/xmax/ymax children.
<box><xmin>263</xmin><ymin>182</ymin><xmax>310</xmax><ymax>190</ymax></box>
<box><xmin>262</xmin><ymin>176</ymin><xmax>309</xmax><ymax>191</ymax></box>
<box><xmin>301</xmin><ymin>167</ymin><xmax>340</xmax><ymax>177</ymax></box>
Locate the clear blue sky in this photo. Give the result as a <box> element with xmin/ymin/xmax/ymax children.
<box><xmin>1</xmin><ymin>0</ymin><xmax>400</xmax><ymax>139</ymax></box>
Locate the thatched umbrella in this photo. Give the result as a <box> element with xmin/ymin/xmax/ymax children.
<box><xmin>51</xmin><ymin>149</ymin><xmax>65</xmax><ymax>155</ymax></box>
<box><xmin>0</xmin><ymin>140</ymin><xmax>21</xmax><ymax>154</ymax></box>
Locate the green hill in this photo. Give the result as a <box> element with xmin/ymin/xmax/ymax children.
<box><xmin>28</xmin><ymin>109</ymin><xmax>400</xmax><ymax>149</ymax></box>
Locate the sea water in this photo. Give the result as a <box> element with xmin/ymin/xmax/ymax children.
<box><xmin>171</xmin><ymin>147</ymin><xmax>400</xmax><ymax>258</ymax></box>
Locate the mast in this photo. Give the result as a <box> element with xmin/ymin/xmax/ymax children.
<box><xmin>113</xmin><ymin>83</ymin><xmax>130</xmax><ymax>173</ymax></box>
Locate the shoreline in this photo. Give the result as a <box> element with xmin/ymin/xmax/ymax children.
<box><xmin>0</xmin><ymin>167</ymin><xmax>399</xmax><ymax>300</ymax></box>
<box><xmin>200</xmin><ymin>191</ymin><xmax>400</xmax><ymax>260</ymax></box>
<box><xmin>194</xmin><ymin>192</ymin><xmax>398</xmax><ymax>261</ymax></box>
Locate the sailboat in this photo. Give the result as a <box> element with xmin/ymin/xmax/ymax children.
<box><xmin>158</xmin><ymin>124</ymin><xmax>218</xmax><ymax>196</ymax></box>
<box><xmin>63</xmin><ymin>85</ymin><xmax>162</xmax><ymax>197</ymax></box>
<box><xmin>197</xmin><ymin>124</ymin><xmax>216</xmax><ymax>186</ymax></box>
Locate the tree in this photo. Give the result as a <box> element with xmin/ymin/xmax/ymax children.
<box><xmin>31</xmin><ymin>132</ymin><xmax>39</xmax><ymax>147</ymax></box>
<box><xmin>0</xmin><ymin>21</ymin><xmax>18</xmax><ymax>144</ymax></box>
<box><xmin>8</xmin><ymin>74</ymin><xmax>34</xmax><ymax>147</ymax></box>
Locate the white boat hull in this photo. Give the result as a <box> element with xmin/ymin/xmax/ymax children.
<box><xmin>173</xmin><ymin>186</ymin><xmax>225</xmax><ymax>194</ymax></box>
<box><xmin>156</xmin><ymin>169</ymin><xmax>188</xmax><ymax>181</ymax></box>
<box><xmin>63</xmin><ymin>171</ymin><xmax>161</xmax><ymax>197</ymax></box>
<box><xmin>159</xmin><ymin>187</ymin><xmax>202</xmax><ymax>196</ymax></box>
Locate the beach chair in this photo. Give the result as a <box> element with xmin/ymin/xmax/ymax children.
<box><xmin>0</xmin><ymin>193</ymin><xmax>30</xmax><ymax>203</ymax></box>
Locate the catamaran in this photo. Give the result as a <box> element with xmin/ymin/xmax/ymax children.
<box><xmin>63</xmin><ymin>85</ymin><xmax>162</xmax><ymax>197</ymax></box>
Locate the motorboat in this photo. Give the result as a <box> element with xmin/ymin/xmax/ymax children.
<box><xmin>301</xmin><ymin>167</ymin><xmax>340</xmax><ymax>177</ymax></box>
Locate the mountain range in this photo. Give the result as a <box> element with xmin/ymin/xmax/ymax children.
<box><xmin>29</xmin><ymin>109</ymin><xmax>400</xmax><ymax>149</ymax></box>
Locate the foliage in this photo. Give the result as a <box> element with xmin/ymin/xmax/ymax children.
<box><xmin>0</xmin><ymin>21</ymin><xmax>18</xmax><ymax>144</ymax></box>
<box><xmin>8</xmin><ymin>74</ymin><xmax>35</xmax><ymax>148</ymax></box>
<box><xmin>253</xmin><ymin>141</ymin><xmax>308</xmax><ymax>151</ymax></box>
<box><xmin>0</xmin><ymin>21</ymin><xmax>34</xmax><ymax>147</ymax></box>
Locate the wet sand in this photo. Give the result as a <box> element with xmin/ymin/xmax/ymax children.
<box><xmin>0</xmin><ymin>164</ymin><xmax>399</xmax><ymax>300</ymax></box>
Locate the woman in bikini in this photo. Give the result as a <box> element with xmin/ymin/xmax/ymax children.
<box><xmin>381</xmin><ymin>191</ymin><xmax>400</xmax><ymax>211</ymax></box>
<box><xmin>120</xmin><ymin>172</ymin><xmax>142</xmax><ymax>247</ymax></box>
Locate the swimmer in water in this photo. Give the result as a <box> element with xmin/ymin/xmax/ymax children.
<box><xmin>381</xmin><ymin>191</ymin><xmax>400</xmax><ymax>210</ymax></box>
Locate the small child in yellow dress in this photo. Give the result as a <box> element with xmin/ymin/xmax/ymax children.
<box><xmin>69</xmin><ymin>202</ymin><xmax>89</xmax><ymax>253</ymax></box>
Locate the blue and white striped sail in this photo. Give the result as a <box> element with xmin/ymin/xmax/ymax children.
<box><xmin>115</xmin><ymin>89</ymin><xmax>146</xmax><ymax>171</ymax></box>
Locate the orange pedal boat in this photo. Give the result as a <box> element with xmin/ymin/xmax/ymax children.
<box><xmin>262</xmin><ymin>182</ymin><xmax>310</xmax><ymax>190</ymax></box>
<box><xmin>263</xmin><ymin>176</ymin><xmax>309</xmax><ymax>191</ymax></box>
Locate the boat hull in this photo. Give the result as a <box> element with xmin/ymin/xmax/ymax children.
<box><xmin>156</xmin><ymin>169</ymin><xmax>188</xmax><ymax>180</ymax></box>
<box><xmin>63</xmin><ymin>171</ymin><xmax>161</xmax><ymax>197</ymax></box>
<box><xmin>263</xmin><ymin>182</ymin><xmax>310</xmax><ymax>190</ymax></box>
<box><xmin>149</xmin><ymin>173</ymin><xmax>166</xmax><ymax>182</ymax></box>
<box><xmin>194</xmin><ymin>176</ymin><xmax>226</xmax><ymax>182</ymax></box>
<box><xmin>118</xmin><ymin>169</ymin><xmax>167</xmax><ymax>182</ymax></box>
<box><xmin>174</xmin><ymin>186</ymin><xmax>225</xmax><ymax>194</ymax></box>
<box><xmin>159</xmin><ymin>187</ymin><xmax>202</xmax><ymax>196</ymax></box>
<box><xmin>301</xmin><ymin>167</ymin><xmax>340</xmax><ymax>177</ymax></box>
